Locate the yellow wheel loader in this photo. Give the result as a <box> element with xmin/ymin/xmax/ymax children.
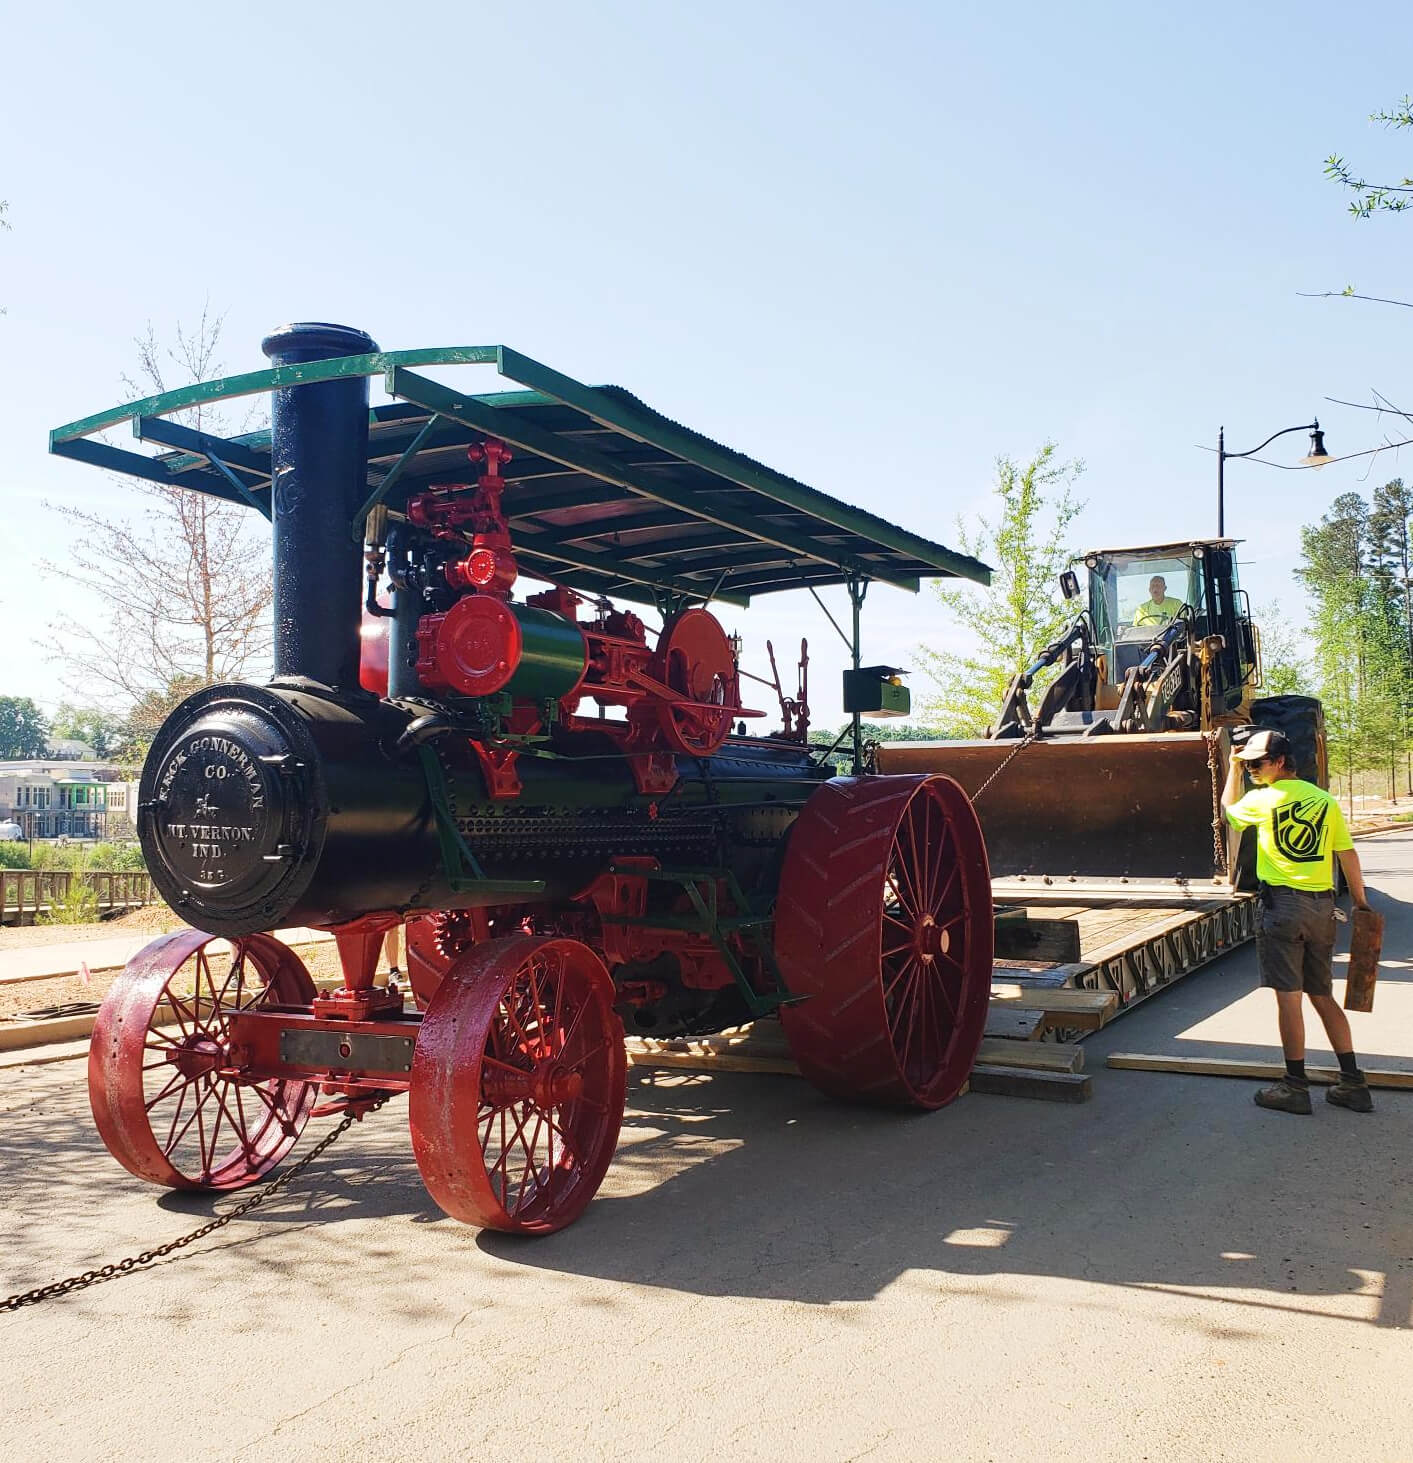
<box><xmin>875</xmin><ymin>540</ymin><xmax>1327</xmax><ymax>892</ymax></box>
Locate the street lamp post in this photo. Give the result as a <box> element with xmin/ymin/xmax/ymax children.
<box><xmin>1217</xmin><ymin>420</ymin><xmax>1330</xmax><ymax>536</ymax></box>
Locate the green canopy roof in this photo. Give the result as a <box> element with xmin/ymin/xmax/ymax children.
<box><xmin>51</xmin><ymin>345</ymin><xmax>990</xmax><ymax>609</ymax></box>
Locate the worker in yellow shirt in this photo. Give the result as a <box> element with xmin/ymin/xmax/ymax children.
<box><xmin>1222</xmin><ymin>727</ymin><xmax>1374</xmax><ymax>1115</ymax></box>
<box><xmin>1132</xmin><ymin>575</ymin><xmax>1183</xmax><ymax>627</ymax></box>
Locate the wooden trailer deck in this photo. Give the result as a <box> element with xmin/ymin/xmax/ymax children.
<box><xmin>993</xmin><ymin>891</ymin><xmax>1257</xmax><ymax>1006</ymax></box>
<box><xmin>626</xmin><ymin>890</ymin><xmax>1257</xmax><ymax>1103</ymax></box>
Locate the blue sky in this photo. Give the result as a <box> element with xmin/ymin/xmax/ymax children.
<box><xmin>2</xmin><ymin>0</ymin><xmax>1409</xmax><ymax>725</ymax></box>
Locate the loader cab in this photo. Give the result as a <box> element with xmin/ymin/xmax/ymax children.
<box><xmin>1081</xmin><ymin>540</ymin><xmax>1258</xmax><ymax>713</ymax></box>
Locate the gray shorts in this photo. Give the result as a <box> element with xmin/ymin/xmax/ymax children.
<box><xmin>1256</xmin><ymin>884</ymin><xmax>1336</xmax><ymax>995</ymax></box>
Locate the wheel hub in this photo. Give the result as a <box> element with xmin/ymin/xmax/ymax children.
<box><xmin>484</xmin><ymin>1059</ymin><xmax>585</xmax><ymax>1106</ymax></box>
<box><xmin>915</xmin><ymin>913</ymin><xmax>951</xmax><ymax>963</ymax></box>
<box><xmin>168</xmin><ymin>1035</ymin><xmax>225</xmax><ymax>1078</ymax></box>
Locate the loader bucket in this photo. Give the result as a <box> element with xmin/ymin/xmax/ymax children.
<box><xmin>873</xmin><ymin>733</ymin><xmax>1230</xmax><ymax>888</ymax></box>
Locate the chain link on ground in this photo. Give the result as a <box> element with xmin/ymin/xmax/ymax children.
<box><xmin>3</xmin><ymin>1093</ymin><xmax>392</xmax><ymax>1313</ymax></box>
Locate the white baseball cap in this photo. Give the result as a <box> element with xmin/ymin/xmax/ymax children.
<box><xmin>1233</xmin><ymin>728</ymin><xmax>1290</xmax><ymax>762</ymax></box>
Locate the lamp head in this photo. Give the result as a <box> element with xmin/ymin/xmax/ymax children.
<box><xmin>1301</xmin><ymin>421</ymin><xmax>1331</xmax><ymax>468</ymax></box>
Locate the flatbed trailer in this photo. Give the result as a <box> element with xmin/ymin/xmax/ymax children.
<box><xmin>622</xmin><ymin>889</ymin><xmax>1257</xmax><ymax>1103</ymax></box>
<box><xmin>992</xmin><ymin>886</ymin><xmax>1257</xmax><ymax>1013</ymax></box>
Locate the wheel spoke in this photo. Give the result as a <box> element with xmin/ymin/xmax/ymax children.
<box><xmin>929</xmin><ymin>965</ymin><xmax>958</xmax><ymax>1022</ymax></box>
<box><xmin>144</xmin><ymin>1067</ymin><xmax>190</xmax><ymax>1113</ymax></box>
<box><xmin>162</xmin><ymin>1081</ymin><xmax>191</xmax><ymax>1151</ymax></box>
<box><xmin>930</xmin><ymin>864</ymin><xmax>961</xmax><ymax>921</ymax></box>
<box><xmin>910</xmin><ymin>803</ymin><xmax>933</xmax><ymax>917</ymax></box>
<box><xmin>887</xmin><ymin>962</ymin><xmax>922</xmax><ymax>1034</ymax></box>
<box><xmin>164</xmin><ymin>985</ymin><xmax>198</xmax><ymax>1038</ymax></box>
<box><xmin>884</xmin><ymin>956</ymin><xmax>919</xmax><ymax>1004</ymax></box>
<box><xmin>165</xmin><ymin>1075</ymin><xmax>216</xmax><ymax>1162</ymax></box>
<box><xmin>892</xmin><ymin>828</ymin><xmax>924</xmax><ymax>918</ymax></box>
<box><xmin>513</xmin><ymin>1108</ymin><xmax>546</xmax><ymax>1216</ymax></box>
<box><xmin>565</xmin><ymin>1038</ymin><xmax>610</xmax><ymax>1075</ymax></box>
<box><xmin>204</xmin><ymin>1081</ymin><xmax>227</xmax><ymax>1176</ymax></box>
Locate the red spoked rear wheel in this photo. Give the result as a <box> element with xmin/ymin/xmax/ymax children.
<box><xmin>409</xmin><ymin>935</ymin><xmax>626</xmax><ymax>1234</ymax></box>
<box><xmin>777</xmin><ymin>775</ymin><xmax>992</xmax><ymax>1108</ymax></box>
<box><xmin>88</xmin><ymin>930</ymin><xmax>317</xmax><ymax>1190</ymax></box>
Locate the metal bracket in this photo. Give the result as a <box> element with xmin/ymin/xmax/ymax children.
<box><xmin>616</xmin><ymin>863</ymin><xmax>793</xmax><ymax>1016</ymax></box>
<box><xmin>352</xmin><ymin>413</ymin><xmax>444</xmax><ymax>540</ymax></box>
<box><xmin>279</xmin><ymin>1028</ymin><xmax>417</xmax><ymax>1074</ymax></box>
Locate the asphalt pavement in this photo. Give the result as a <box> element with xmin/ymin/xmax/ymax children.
<box><xmin>2</xmin><ymin>835</ymin><xmax>1412</xmax><ymax>1462</ymax></box>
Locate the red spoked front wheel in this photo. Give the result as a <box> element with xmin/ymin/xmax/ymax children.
<box><xmin>777</xmin><ymin>774</ymin><xmax>993</xmax><ymax>1109</ymax></box>
<box><xmin>88</xmin><ymin>930</ymin><xmax>318</xmax><ymax>1190</ymax></box>
<box><xmin>409</xmin><ymin>935</ymin><xmax>626</xmax><ymax>1234</ymax></box>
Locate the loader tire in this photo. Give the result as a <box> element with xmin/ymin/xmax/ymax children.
<box><xmin>1250</xmin><ymin>695</ymin><xmax>1327</xmax><ymax>788</ymax></box>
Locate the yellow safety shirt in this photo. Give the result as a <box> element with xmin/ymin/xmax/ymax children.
<box><xmin>1224</xmin><ymin>778</ymin><xmax>1352</xmax><ymax>891</ymax></box>
<box><xmin>1132</xmin><ymin>596</ymin><xmax>1183</xmax><ymax>626</ymax></box>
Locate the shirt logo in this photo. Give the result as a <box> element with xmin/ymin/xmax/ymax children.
<box><xmin>1271</xmin><ymin>799</ymin><xmax>1327</xmax><ymax>863</ymax></box>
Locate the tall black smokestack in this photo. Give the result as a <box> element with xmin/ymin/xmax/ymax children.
<box><xmin>261</xmin><ymin>322</ymin><xmax>379</xmax><ymax>690</ymax></box>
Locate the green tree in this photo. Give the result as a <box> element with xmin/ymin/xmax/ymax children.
<box><xmin>50</xmin><ymin>703</ymin><xmax>125</xmax><ymax>759</ymax></box>
<box><xmin>1297</xmin><ymin>491</ymin><xmax>1413</xmax><ymax>807</ymax></box>
<box><xmin>1255</xmin><ymin>601</ymin><xmax>1311</xmax><ymax>695</ymax></box>
<box><xmin>1325</xmin><ymin>96</ymin><xmax>1413</xmax><ymax>218</ymax></box>
<box><xmin>916</xmin><ymin>444</ymin><xmax>1084</xmax><ymax>736</ymax></box>
<box><xmin>121</xmin><ymin>674</ymin><xmax>205</xmax><ymax>760</ymax></box>
<box><xmin>0</xmin><ymin>697</ymin><xmax>49</xmax><ymax>759</ymax></box>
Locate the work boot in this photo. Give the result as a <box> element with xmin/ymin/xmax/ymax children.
<box><xmin>1326</xmin><ymin>1077</ymin><xmax>1374</xmax><ymax>1114</ymax></box>
<box><xmin>1254</xmin><ymin>1078</ymin><xmax>1312</xmax><ymax>1115</ymax></box>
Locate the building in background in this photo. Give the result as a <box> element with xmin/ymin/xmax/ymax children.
<box><xmin>0</xmin><ymin>759</ymin><xmax>127</xmax><ymax>840</ymax></box>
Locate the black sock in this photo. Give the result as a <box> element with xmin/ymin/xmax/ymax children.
<box><xmin>1336</xmin><ymin>1051</ymin><xmax>1364</xmax><ymax>1082</ymax></box>
<box><xmin>1285</xmin><ymin>1058</ymin><xmax>1308</xmax><ymax>1084</ymax></box>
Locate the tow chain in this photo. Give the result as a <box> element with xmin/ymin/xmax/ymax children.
<box><xmin>969</xmin><ymin>731</ymin><xmax>1039</xmax><ymax>804</ymax></box>
<box><xmin>1205</xmin><ymin>729</ymin><xmax>1229</xmax><ymax>877</ymax></box>
<box><xmin>3</xmin><ymin>1094</ymin><xmax>392</xmax><ymax>1313</ymax></box>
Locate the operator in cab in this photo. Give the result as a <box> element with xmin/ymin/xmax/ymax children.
<box><xmin>1132</xmin><ymin>575</ymin><xmax>1182</xmax><ymax>627</ymax></box>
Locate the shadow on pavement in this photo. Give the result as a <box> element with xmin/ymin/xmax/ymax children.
<box><xmin>3</xmin><ymin>842</ymin><xmax>1409</xmax><ymax>1330</ymax></box>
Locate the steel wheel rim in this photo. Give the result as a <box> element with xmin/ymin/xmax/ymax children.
<box><xmin>880</xmin><ymin>780</ymin><xmax>988</xmax><ymax>1101</ymax></box>
<box><xmin>88</xmin><ymin>930</ymin><xmax>317</xmax><ymax>1190</ymax></box>
<box><xmin>411</xmin><ymin>936</ymin><xmax>626</xmax><ymax>1234</ymax></box>
<box><xmin>777</xmin><ymin>774</ymin><xmax>992</xmax><ymax>1108</ymax></box>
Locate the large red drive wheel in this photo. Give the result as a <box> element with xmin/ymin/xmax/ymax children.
<box><xmin>88</xmin><ymin>930</ymin><xmax>318</xmax><ymax>1190</ymax></box>
<box><xmin>777</xmin><ymin>775</ymin><xmax>993</xmax><ymax>1109</ymax></box>
<box><xmin>410</xmin><ymin>935</ymin><xmax>626</xmax><ymax>1234</ymax></box>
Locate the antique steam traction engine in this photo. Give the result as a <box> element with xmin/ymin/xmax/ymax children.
<box><xmin>54</xmin><ymin>324</ymin><xmax>995</xmax><ymax>1234</ymax></box>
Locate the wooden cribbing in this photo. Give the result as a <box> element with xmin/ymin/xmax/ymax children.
<box><xmin>1107</xmin><ymin>1052</ymin><xmax>1413</xmax><ymax>1090</ymax></box>
<box><xmin>968</xmin><ymin>1067</ymin><xmax>1092</xmax><ymax>1103</ymax></box>
<box><xmin>1344</xmin><ymin>907</ymin><xmax>1384</xmax><ymax>1013</ymax></box>
<box><xmin>989</xmin><ymin>986</ymin><xmax>1118</xmax><ymax>1029</ymax></box>
<box><xmin>992</xmin><ymin>915</ymin><xmax>1082</xmax><ymax>964</ymax></box>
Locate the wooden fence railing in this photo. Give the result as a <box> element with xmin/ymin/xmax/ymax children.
<box><xmin>0</xmin><ymin>870</ymin><xmax>156</xmax><ymax>925</ymax></box>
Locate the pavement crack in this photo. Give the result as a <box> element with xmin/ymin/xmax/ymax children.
<box><xmin>228</xmin><ymin>1302</ymin><xmax>492</xmax><ymax>1456</ymax></box>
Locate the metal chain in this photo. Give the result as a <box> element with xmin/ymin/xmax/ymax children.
<box><xmin>1205</xmin><ymin>729</ymin><xmax>1229</xmax><ymax>877</ymax></box>
<box><xmin>3</xmin><ymin>1094</ymin><xmax>392</xmax><ymax>1313</ymax></box>
<box><xmin>970</xmin><ymin>731</ymin><xmax>1039</xmax><ymax>804</ymax></box>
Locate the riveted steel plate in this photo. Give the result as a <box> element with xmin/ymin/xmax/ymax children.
<box><xmin>279</xmin><ymin>1028</ymin><xmax>417</xmax><ymax>1074</ymax></box>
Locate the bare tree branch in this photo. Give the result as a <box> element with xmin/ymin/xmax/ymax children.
<box><xmin>1297</xmin><ymin>289</ymin><xmax>1413</xmax><ymax>309</ymax></box>
<box><xmin>43</xmin><ymin>309</ymin><xmax>272</xmax><ymax>715</ymax></box>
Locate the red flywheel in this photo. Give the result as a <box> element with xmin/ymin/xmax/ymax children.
<box><xmin>776</xmin><ymin>774</ymin><xmax>992</xmax><ymax>1109</ymax></box>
